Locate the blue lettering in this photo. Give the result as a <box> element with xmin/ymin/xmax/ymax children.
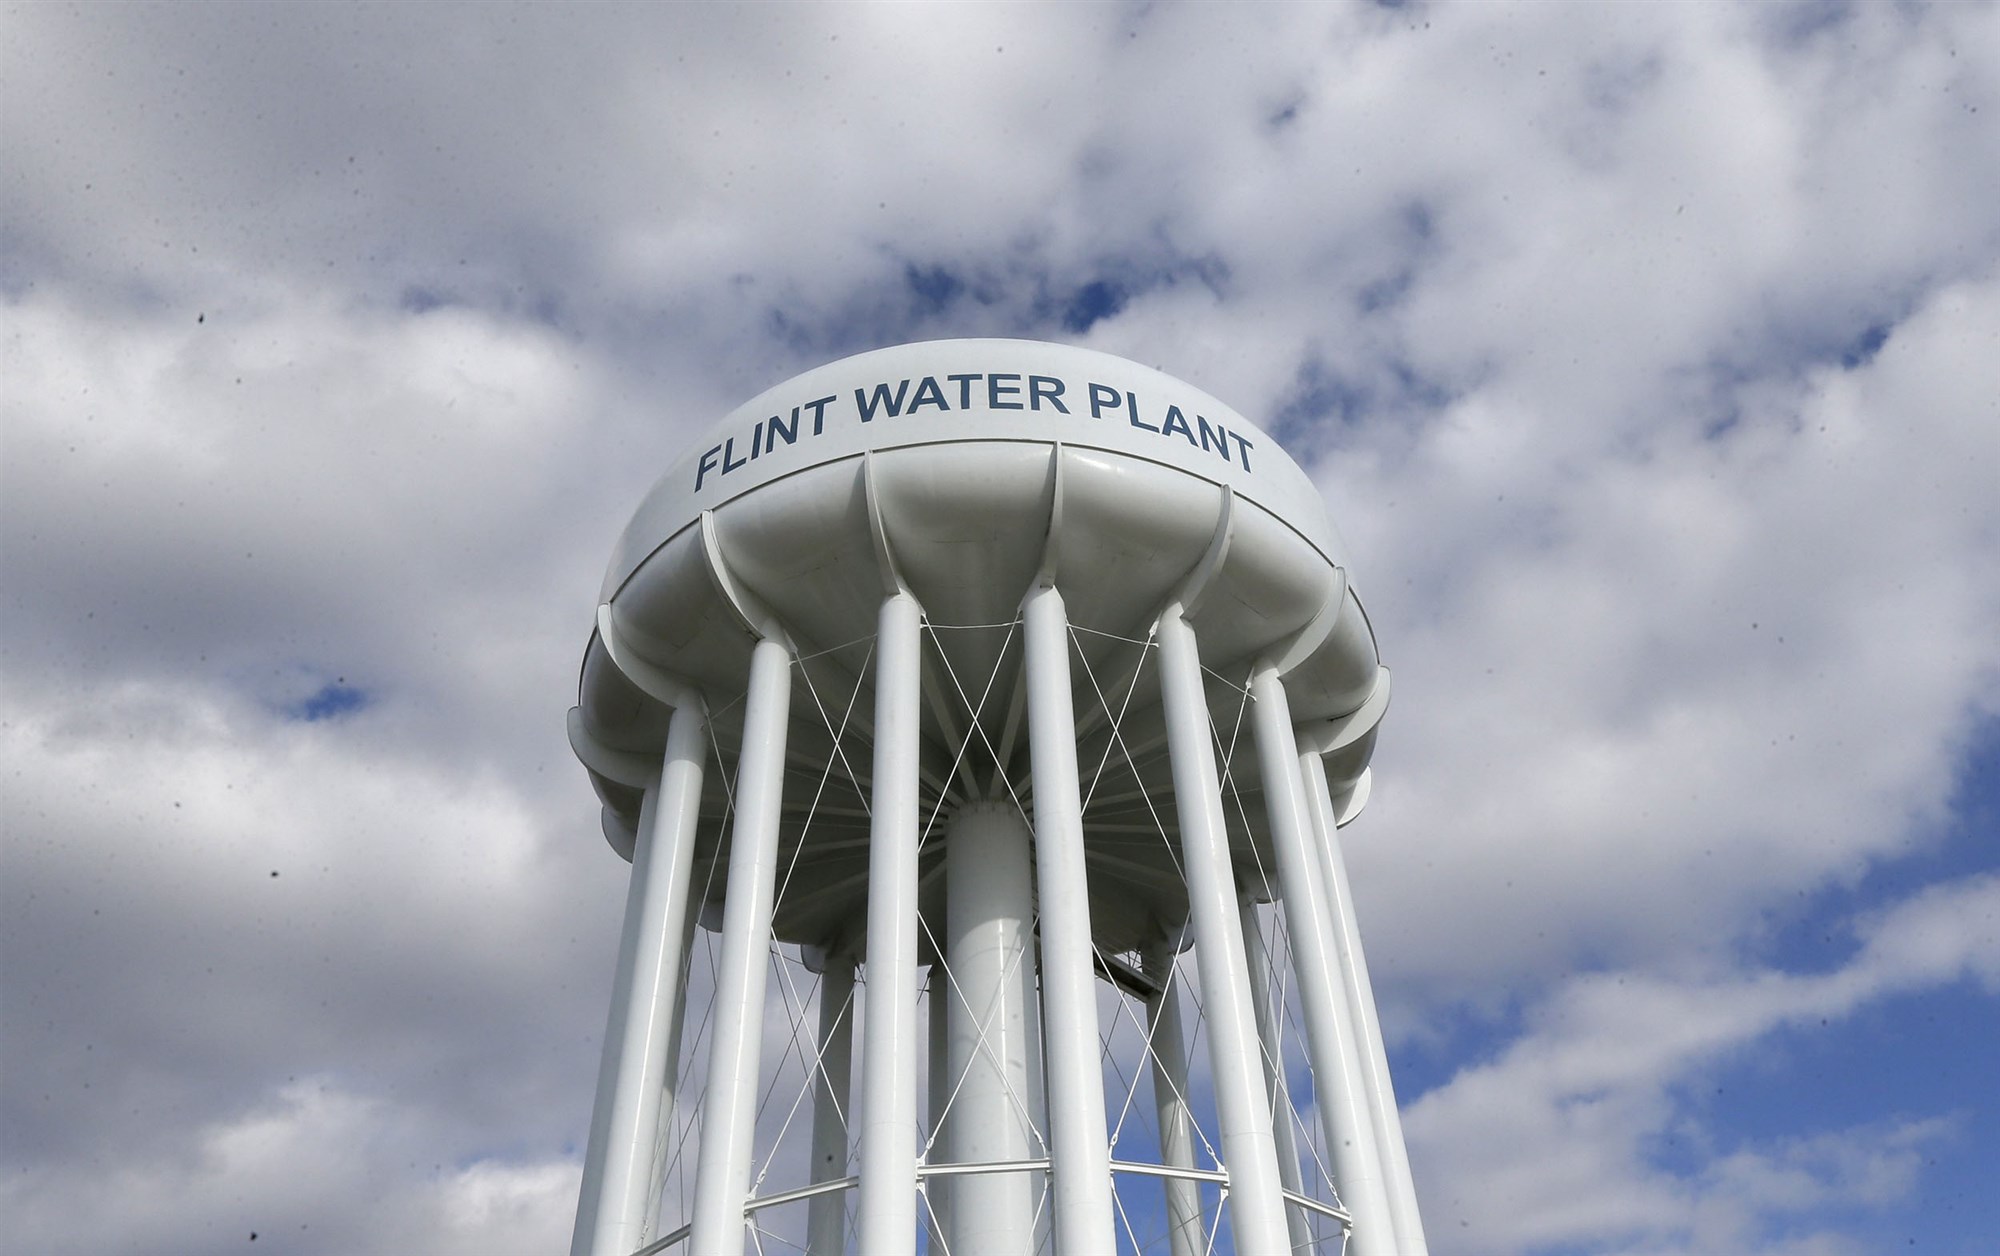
<box><xmin>722</xmin><ymin>436</ymin><xmax>747</xmax><ymax>475</ymax></box>
<box><xmin>1088</xmin><ymin>382</ymin><xmax>1121</xmax><ymax>418</ymax></box>
<box><xmin>696</xmin><ymin>444</ymin><xmax>722</xmax><ymax>490</ymax></box>
<box><xmin>803</xmin><ymin>394</ymin><xmax>836</xmax><ymax>435</ymax></box>
<box><xmin>766</xmin><ymin>408</ymin><xmax>799</xmax><ymax>453</ymax></box>
<box><xmin>749</xmin><ymin>419</ymin><xmax>763</xmax><ymax>460</ymax></box>
<box><xmin>987</xmin><ymin>373</ymin><xmax>1023</xmax><ymax>410</ymax></box>
<box><xmin>1029</xmin><ymin>375</ymin><xmax>1068</xmax><ymax>413</ymax></box>
<box><xmin>855</xmin><ymin>380</ymin><xmax>911</xmax><ymax>422</ymax></box>
<box><xmin>908</xmin><ymin>375</ymin><xmax>948</xmax><ymax>412</ymax></box>
<box><xmin>1160</xmin><ymin>405</ymin><xmax>1196</xmax><ymax>445</ymax></box>
<box><xmin>1228</xmin><ymin>430</ymin><xmax>1254</xmax><ymax>471</ymax></box>
<box><xmin>948</xmin><ymin>373</ymin><xmax>982</xmax><ymax>408</ymax></box>
<box><xmin>1127</xmin><ymin>391</ymin><xmax>1157</xmax><ymax>433</ymax></box>
<box><xmin>1196</xmin><ymin>415</ymin><xmax>1231</xmax><ymax>461</ymax></box>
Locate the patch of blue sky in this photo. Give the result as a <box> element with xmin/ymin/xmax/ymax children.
<box><xmin>1397</xmin><ymin>200</ymin><xmax>1436</xmax><ymax>244</ymax></box>
<box><xmin>1672</xmin><ymin>979</ymin><xmax>2000</xmax><ymax>1249</ymax></box>
<box><xmin>1384</xmin><ymin>994</ymin><xmax>1530</xmax><ymax>1105</ymax></box>
<box><xmin>1752</xmin><ymin>0</ymin><xmax>1863</xmax><ymax>53</ymax></box>
<box><xmin>1687</xmin><ymin>315</ymin><xmax>1892</xmax><ymax>443</ymax></box>
<box><xmin>1042</xmin><ymin>248</ymin><xmax>1228</xmax><ymax>336</ymax></box>
<box><xmin>839</xmin><ymin>247</ymin><xmax>1231</xmax><ymax>347</ymax></box>
<box><xmin>1786</xmin><ymin>299</ymin><xmax>1915</xmax><ymax>375</ymax></box>
<box><xmin>1838</xmin><ymin>319</ymin><xmax>1892</xmax><ymax>370</ymax></box>
<box><xmin>524</xmin><ymin>288</ymin><xmax>565</xmax><ymax>331</ymax></box>
<box><xmin>1271</xmin><ymin>355</ymin><xmax>1456</xmax><ymax>452</ymax></box>
<box><xmin>1271</xmin><ymin>363</ymin><xmax>1375</xmax><ymax>452</ymax></box>
<box><xmin>287</xmin><ymin>680</ymin><xmax>369</xmax><ymax>722</ymax></box>
<box><xmin>1677</xmin><ymin>287</ymin><xmax>1920</xmax><ymax>445</ymax></box>
<box><xmin>1668</xmin><ymin>715</ymin><xmax>2000</xmax><ymax>1248</ymax></box>
<box><xmin>1352</xmin><ymin>202</ymin><xmax>1440</xmax><ymax>317</ymax></box>
<box><xmin>399</xmin><ymin>284</ymin><xmax>453</xmax><ymax>314</ymax></box>
<box><xmin>1357</xmin><ymin>268</ymin><xmax>1417</xmax><ymax>315</ymax></box>
<box><xmin>1062</xmin><ymin>278</ymin><xmax>1128</xmax><ymax>334</ymax></box>
<box><xmin>903</xmin><ymin>263</ymin><xmax>963</xmax><ymax>315</ymax></box>
<box><xmin>1756</xmin><ymin>715</ymin><xmax>2000</xmax><ymax>976</ymax></box>
<box><xmin>394</xmin><ymin>271</ymin><xmax>569</xmax><ymax>331</ymax></box>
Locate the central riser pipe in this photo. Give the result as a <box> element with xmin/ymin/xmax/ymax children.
<box><xmin>941</xmin><ymin>803</ymin><xmax>1046</xmax><ymax>1255</ymax></box>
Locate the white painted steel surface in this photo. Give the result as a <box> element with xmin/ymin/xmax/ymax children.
<box><xmin>567</xmin><ymin>339</ymin><xmax>1411</xmax><ymax>1255</ymax></box>
<box><xmin>856</xmin><ymin>592</ymin><xmax>923</xmax><ymax>1252</ymax></box>
<box><xmin>688</xmin><ymin>637</ymin><xmax>793</xmax><ymax>1255</ymax></box>
<box><xmin>570</xmin><ymin>702</ymin><xmax>706</xmax><ymax>1256</ymax></box>
<box><xmin>926</xmin><ymin>969</ymin><xmax>953</xmax><ymax>1249</ymax></box>
<box><xmin>1021</xmin><ymin>583</ymin><xmax>1119</xmax><ymax>1253</ymax></box>
<box><xmin>941</xmin><ymin>804</ymin><xmax>1047</xmax><ymax>1255</ymax></box>
<box><xmin>1155</xmin><ymin>604</ymin><xmax>1291</xmax><ymax>1255</ymax></box>
<box><xmin>1239</xmin><ymin>898</ymin><xmax>1316</xmax><ymax>1256</ymax></box>
<box><xmin>1252</xmin><ymin>665</ymin><xmax>1395</xmax><ymax>1256</ymax></box>
<box><xmin>1142</xmin><ymin>941</ymin><xmax>1203</xmax><ymax>1256</ymax></box>
<box><xmin>1305</xmin><ymin>752</ymin><xmax>1430</xmax><ymax>1256</ymax></box>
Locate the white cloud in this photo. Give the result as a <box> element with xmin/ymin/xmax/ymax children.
<box><xmin>0</xmin><ymin>1076</ymin><xmax>578</xmax><ymax>1256</ymax></box>
<box><xmin>1332</xmin><ymin>266</ymin><xmax>2000</xmax><ymax>1001</ymax></box>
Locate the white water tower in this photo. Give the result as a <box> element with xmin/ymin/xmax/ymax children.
<box><xmin>567</xmin><ymin>340</ymin><xmax>1425</xmax><ymax>1255</ymax></box>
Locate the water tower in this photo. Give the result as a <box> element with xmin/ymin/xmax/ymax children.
<box><xmin>567</xmin><ymin>340</ymin><xmax>1425</xmax><ymax>1255</ymax></box>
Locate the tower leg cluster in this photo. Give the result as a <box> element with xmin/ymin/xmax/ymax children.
<box><xmin>572</xmin><ymin>588</ymin><xmax>1423</xmax><ymax>1255</ymax></box>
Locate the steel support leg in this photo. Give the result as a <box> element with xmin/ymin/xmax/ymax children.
<box><xmin>1143</xmin><ymin>942</ymin><xmax>1204</xmax><ymax>1256</ymax></box>
<box><xmin>1020</xmin><ymin>583</ymin><xmax>1118</xmax><ymax>1252</ymax></box>
<box><xmin>1251</xmin><ymin>668</ymin><xmax>1393</xmax><ymax>1255</ymax></box>
<box><xmin>809</xmin><ymin>955</ymin><xmax>856</xmax><ymax>1256</ymax></box>
<box><xmin>1302</xmin><ymin>751</ymin><xmax>1428</xmax><ymax>1256</ymax></box>
<box><xmin>857</xmin><ymin>593</ymin><xmax>924</xmax><ymax>1254</ymax></box>
<box><xmin>572</xmin><ymin>701</ymin><xmax>707</xmax><ymax>1256</ymax></box>
<box><xmin>688</xmin><ymin>637</ymin><xmax>794</xmax><ymax>1255</ymax></box>
<box><xmin>925</xmin><ymin>967</ymin><xmax>952</xmax><ymax>1249</ymax></box>
<box><xmin>1155</xmin><ymin>605</ymin><xmax>1290</xmax><ymax>1255</ymax></box>
<box><xmin>1238</xmin><ymin>898</ymin><xmax>1315</xmax><ymax>1256</ymax></box>
<box><xmin>643</xmin><ymin>902</ymin><xmax>702</xmax><ymax>1240</ymax></box>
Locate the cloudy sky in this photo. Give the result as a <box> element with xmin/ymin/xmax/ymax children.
<box><xmin>4</xmin><ymin>3</ymin><xmax>1997</xmax><ymax>1254</ymax></box>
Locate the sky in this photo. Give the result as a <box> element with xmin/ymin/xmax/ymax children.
<box><xmin>3</xmin><ymin>2</ymin><xmax>1997</xmax><ymax>1254</ymax></box>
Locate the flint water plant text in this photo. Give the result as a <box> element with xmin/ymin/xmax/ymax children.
<box><xmin>694</xmin><ymin>369</ymin><xmax>1258</xmax><ymax>492</ymax></box>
